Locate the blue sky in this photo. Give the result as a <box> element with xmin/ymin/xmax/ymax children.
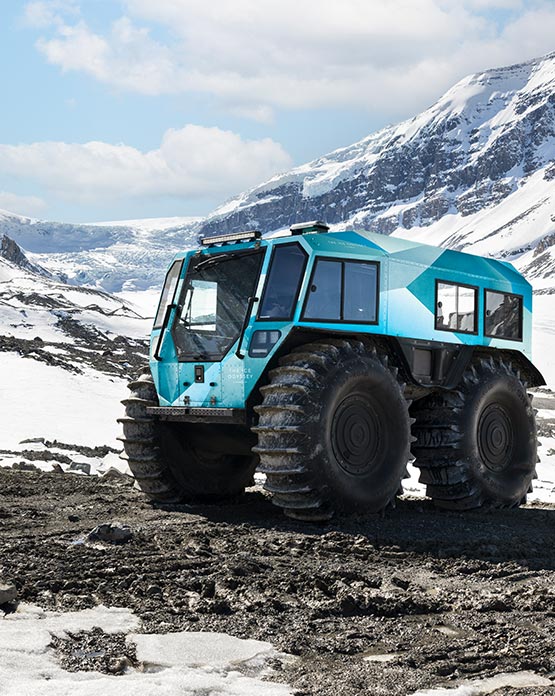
<box><xmin>0</xmin><ymin>1</ymin><xmax>554</xmax><ymax>223</ymax></box>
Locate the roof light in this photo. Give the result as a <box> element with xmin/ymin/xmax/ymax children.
<box><xmin>290</xmin><ymin>220</ymin><xmax>329</xmax><ymax>235</ymax></box>
<box><xmin>201</xmin><ymin>230</ymin><xmax>261</xmax><ymax>246</ymax></box>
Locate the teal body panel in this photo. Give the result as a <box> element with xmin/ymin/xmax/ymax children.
<box><xmin>149</xmin><ymin>230</ymin><xmax>534</xmax><ymax>408</ymax></box>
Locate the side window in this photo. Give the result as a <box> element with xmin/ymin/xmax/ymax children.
<box><xmin>436</xmin><ymin>281</ymin><xmax>477</xmax><ymax>334</ymax></box>
<box><xmin>343</xmin><ymin>262</ymin><xmax>378</xmax><ymax>322</ymax></box>
<box><xmin>485</xmin><ymin>290</ymin><xmax>523</xmax><ymax>340</ymax></box>
<box><xmin>258</xmin><ymin>244</ymin><xmax>308</xmax><ymax>320</ymax></box>
<box><xmin>303</xmin><ymin>260</ymin><xmax>342</xmax><ymax>320</ymax></box>
<box><xmin>303</xmin><ymin>258</ymin><xmax>379</xmax><ymax>323</ymax></box>
<box><xmin>248</xmin><ymin>330</ymin><xmax>282</xmax><ymax>358</ymax></box>
<box><xmin>153</xmin><ymin>259</ymin><xmax>182</xmax><ymax>329</ymax></box>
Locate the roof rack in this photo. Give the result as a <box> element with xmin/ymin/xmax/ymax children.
<box><xmin>200</xmin><ymin>230</ymin><xmax>261</xmax><ymax>246</ymax></box>
<box><xmin>290</xmin><ymin>220</ymin><xmax>329</xmax><ymax>235</ymax></box>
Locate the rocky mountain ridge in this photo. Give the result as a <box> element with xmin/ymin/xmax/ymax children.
<box><xmin>196</xmin><ymin>52</ymin><xmax>555</xmax><ymax>289</ymax></box>
<box><xmin>1</xmin><ymin>52</ymin><xmax>555</xmax><ymax>291</ymax></box>
<box><xmin>0</xmin><ymin>234</ymin><xmax>52</xmax><ymax>278</ymax></box>
<box><xmin>199</xmin><ymin>52</ymin><xmax>555</xmax><ymax>235</ymax></box>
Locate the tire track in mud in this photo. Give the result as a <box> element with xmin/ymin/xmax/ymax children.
<box><xmin>1</xmin><ymin>468</ymin><xmax>555</xmax><ymax>695</ymax></box>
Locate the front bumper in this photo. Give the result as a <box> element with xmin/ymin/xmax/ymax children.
<box><xmin>146</xmin><ymin>406</ymin><xmax>247</xmax><ymax>425</ymax></box>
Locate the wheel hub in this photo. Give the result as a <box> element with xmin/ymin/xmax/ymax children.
<box><xmin>331</xmin><ymin>394</ymin><xmax>381</xmax><ymax>475</ymax></box>
<box><xmin>477</xmin><ymin>403</ymin><xmax>514</xmax><ymax>472</ymax></box>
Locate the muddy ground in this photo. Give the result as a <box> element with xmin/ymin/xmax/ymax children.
<box><xmin>1</xmin><ymin>469</ymin><xmax>555</xmax><ymax>695</ymax></box>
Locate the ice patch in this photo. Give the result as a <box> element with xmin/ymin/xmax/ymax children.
<box><xmin>0</xmin><ymin>604</ymin><xmax>292</xmax><ymax>696</ymax></box>
<box><xmin>363</xmin><ymin>652</ymin><xmax>400</xmax><ymax>663</ymax></box>
<box><xmin>133</xmin><ymin>631</ymin><xmax>278</xmax><ymax>671</ymax></box>
<box><xmin>410</xmin><ymin>670</ymin><xmax>552</xmax><ymax>695</ymax></box>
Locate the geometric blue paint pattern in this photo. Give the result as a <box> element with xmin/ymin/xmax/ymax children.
<box><xmin>150</xmin><ymin>229</ymin><xmax>534</xmax><ymax>408</ymax></box>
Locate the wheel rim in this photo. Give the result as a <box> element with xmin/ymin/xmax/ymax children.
<box><xmin>331</xmin><ymin>393</ymin><xmax>381</xmax><ymax>476</ymax></box>
<box><xmin>477</xmin><ymin>403</ymin><xmax>514</xmax><ymax>472</ymax></box>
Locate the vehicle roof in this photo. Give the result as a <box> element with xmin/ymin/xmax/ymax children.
<box><xmin>268</xmin><ymin>229</ymin><xmax>529</xmax><ymax>290</ymax></box>
<box><xmin>186</xmin><ymin>228</ymin><xmax>528</xmax><ymax>290</ymax></box>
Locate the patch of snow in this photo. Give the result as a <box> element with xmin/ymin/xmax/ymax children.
<box><xmin>0</xmin><ymin>604</ymin><xmax>293</xmax><ymax>696</ymax></box>
<box><xmin>89</xmin><ymin>216</ymin><xmax>202</xmax><ymax>232</ymax></box>
<box><xmin>410</xmin><ymin>670</ymin><xmax>552</xmax><ymax>695</ymax></box>
<box><xmin>133</xmin><ymin>631</ymin><xmax>277</xmax><ymax>671</ymax></box>
<box><xmin>363</xmin><ymin>652</ymin><xmax>400</xmax><ymax>663</ymax></box>
<box><xmin>532</xmin><ymin>295</ymin><xmax>555</xmax><ymax>386</ymax></box>
<box><xmin>115</xmin><ymin>289</ymin><xmax>159</xmax><ymax>320</ymax></box>
<box><xmin>0</xmin><ymin>354</ymin><xmax>126</xmax><ymax>450</ymax></box>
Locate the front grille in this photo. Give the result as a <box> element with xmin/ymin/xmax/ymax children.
<box><xmin>146</xmin><ymin>406</ymin><xmax>246</xmax><ymax>424</ymax></box>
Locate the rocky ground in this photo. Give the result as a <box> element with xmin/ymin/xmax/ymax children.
<box><xmin>1</xmin><ymin>468</ymin><xmax>554</xmax><ymax>695</ymax></box>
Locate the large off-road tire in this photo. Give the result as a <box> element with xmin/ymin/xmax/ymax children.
<box><xmin>118</xmin><ymin>371</ymin><xmax>257</xmax><ymax>502</ymax></box>
<box><xmin>411</xmin><ymin>356</ymin><xmax>537</xmax><ymax>510</ymax></box>
<box><xmin>252</xmin><ymin>339</ymin><xmax>412</xmax><ymax>520</ymax></box>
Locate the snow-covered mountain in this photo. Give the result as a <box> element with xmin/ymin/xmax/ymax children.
<box><xmin>2</xmin><ymin>52</ymin><xmax>555</xmax><ymax>294</ymax></box>
<box><xmin>197</xmin><ymin>52</ymin><xmax>555</xmax><ymax>289</ymax></box>
<box><xmin>0</xmin><ymin>208</ymin><xmax>200</xmax><ymax>292</ymax></box>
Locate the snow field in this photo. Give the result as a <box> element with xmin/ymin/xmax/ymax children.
<box><xmin>0</xmin><ymin>353</ymin><xmax>127</xmax><ymax>450</ymax></box>
<box><xmin>0</xmin><ymin>604</ymin><xmax>292</xmax><ymax>696</ymax></box>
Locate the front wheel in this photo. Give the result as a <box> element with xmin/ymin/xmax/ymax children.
<box><xmin>253</xmin><ymin>339</ymin><xmax>412</xmax><ymax>520</ymax></box>
<box><xmin>118</xmin><ymin>371</ymin><xmax>257</xmax><ymax>502</ymax></box>
<box><xmin>411</xmin><ymin>356</ymin><xmax>537</xmax><ymax>509</ymax></box>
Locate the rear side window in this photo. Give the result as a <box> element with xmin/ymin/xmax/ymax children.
<box><xmin>258</xmin><ymin>243</ymin><xmax>308</xmax><ymax>320</ymax></box>
<box><xmin>343</xmin><ymin>262</ymin><xmax>378</xmax><ymax>322</ymax></box>
<box><xmin>435</xmin><ymin>281</ymin><xmax>477</xmax><ymax>334</ymax></box>
<box><xmin>485</xmin><ymin>290</ymin><xmax>523</xmax><ymax>341</ymax></box>
<box><xmin>154</xmin><ymin>259</ymin><xmax>182</xmax><ymax>329</ymax></box>
<box><xmin>303</xmin><ymin>258</ymin><xmax>379</xmax><ymax>323</ymax></box>
<box><xmin>303</xmin><ymin>260</ymin><xmax>342</xmax><ymax>320</ymax></box>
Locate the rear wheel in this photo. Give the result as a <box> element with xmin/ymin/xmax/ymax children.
<box><xmin>118</xmin><ymin>371</ymin><xmax>257</xmax><ymax>502</ymax></box>
<box><xmin>252</xmin><ymin>339</ymin><xmax>412</xmax><ymax>520</ymax></box>
<box><xmin>411</xmin><ymin>356</ymin><xmax>537</xmax><ymax>509</ymax></box>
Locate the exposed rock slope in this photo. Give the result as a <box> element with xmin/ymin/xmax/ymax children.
<box><xmin>197</xmin><ymin>52</ymin><xmax>555</xmax><ymax>288</ymax></box>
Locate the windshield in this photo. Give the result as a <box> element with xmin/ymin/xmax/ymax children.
<box><xmin>171</xmin><ymin>250</ymin><xmax>264</xmax><ymax>361</ymax></box>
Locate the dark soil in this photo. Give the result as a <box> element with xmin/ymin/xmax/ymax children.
<box><xmin>0</xmin><ymin>333</ymin><xmax>148</xmax><ymax>377</ymax></box>
<box><xmin>1</xmin><ymin>468</ymin><xmax>555</xmax><ymax>694</ymax></box>
<box><xmin>50</xmin><ymin>627</ymin><xmax>138</xmax><ymax>675</ymax></box>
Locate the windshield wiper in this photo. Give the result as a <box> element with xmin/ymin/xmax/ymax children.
<box><xmin>193</xmin><ymin>249</ymin><xmax>258</xmax><ymax>273</ymax></box>
<box><xmin>191</xmin><ymin>352</ymin><xmax>210</xmax><ymax>361</ymax></box>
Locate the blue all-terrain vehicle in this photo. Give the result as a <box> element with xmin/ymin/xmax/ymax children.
<box><xmin>119</xmin><ymin>222</ymin><xmax>544</xmax><ymax>520</ymax></box>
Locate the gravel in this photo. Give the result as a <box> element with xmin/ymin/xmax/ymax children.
<box><xmin>1</xmin><ymin>468</ymin><xmax>555</xmax><ymax>695</ymax></box>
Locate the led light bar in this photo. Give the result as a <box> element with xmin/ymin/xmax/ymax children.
<box><xmin>290</xmin><ymin>220</ymin><xmax>329</xmax><ymax>235</ymax></box>
<box><xmin>201</xmin><ymin>230</ymin><xmax>262</xmax><ymax>246</ymax></box>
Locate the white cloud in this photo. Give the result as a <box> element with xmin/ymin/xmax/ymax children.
<box><xmin>0</xmin><ymin>126</ymin><xmax>292</xmax><ymax>204</ymax></box>
<box><xmin>37</xmin><ymin>16</ymin><xmax>178</xmax><ymax>95</ymax></box>
<box><xmin>25</xmin><ymin>0</ymin><xmax>555</xmax><ymax>122</ymax></box>
<box><xmin>23</xmin><ymin>0</ymin><xmax>78</xmax><ymax>28</ymax></box>
<box><xmin>455</xmin><ymin>0</ymin><xmax>523</xmax><ymax>9</ymax></box>
<box><xmin>0</xmin><ymin>192</ymin><xmax>46</xmax><ymax>217</ymax></box>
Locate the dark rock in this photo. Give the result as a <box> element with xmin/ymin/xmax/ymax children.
<box><xmin>12</xmin><ymin>461</ymin><xmax>40</xmax><ymax>472</ymax></box>
<box><xmin>69</xmin><ymin>462</ymin><xmax>91</xmax><ymax>475</ymax></box>
<box><xmin>87</xmin><ymin>523</ymin><xmax>133</xmax><ymax>545</ymax></box>
<box><xmin>146</xmin><ymin>584</ymin><xmax>162</xmax><ymax>597</ymax></box>
<box><xmin>391</xmin><ymin>576</ymin><xmax>411</xmax><ymax>591</ymax></box>
<box><xmin>0</xmin><ymin>581</ymin><xmax>17</xmax><ymax>605</ymax></box>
